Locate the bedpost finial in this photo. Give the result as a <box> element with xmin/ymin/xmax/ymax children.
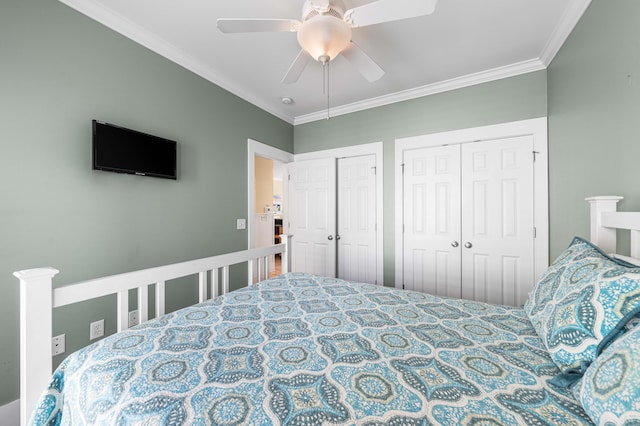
<box><xmin>585</xmin><ymin>195</ymin><xmax>624</xmax><ymax>203</ymax></box>
<box><xmin>13</xmin><ymin>267</ymin><xmax>59</xmax><ymax>281</ymax></box>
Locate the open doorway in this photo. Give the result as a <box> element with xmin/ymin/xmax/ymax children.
<box><xmin>247</xmin><ymin>139</ymin><xmax>294</xmax><ymax>279</ymax></box>
<box><xmin>253</xmin><ymin>156</ymin><xmax>286</xmax><ymax>276</ymax></box>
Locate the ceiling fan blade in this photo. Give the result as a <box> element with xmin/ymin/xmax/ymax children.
<box><xmin>282</xmin><ymin>50</ymin><xmax>312</xmax><ymax>84</ymax></box>
<box><xmin>217</xmin><ymin>18</ymin><xmax>300</xmax><ymax>33</ymax></box>
<box><xmin>345</xmin><ymin>0</ymin><xmax>437</xmax><ymax>28</ymax></box>
<box><xmin>340</xmin><ymin>42</ymin><xmax>385</xmax><ymax>82</ymax></box>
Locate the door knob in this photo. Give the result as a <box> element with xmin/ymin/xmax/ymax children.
<box><xmin>336</xmin><ymin>235</ymin><xmax>341</xmax><ymax>240</ymax></box>
<box><xmin>451</xmin><ymin>241</ymin><xmax>459</xmax><ymax>247</ymax></box>
<box><xmin>328</xmin><ymin>235</ymin><xmax>334</xmax><ymax>240</ymax></box>
<box><xmin>464</xmin><ymin>242</ymin><xmax>473</xmax><ymax>248</ymax></box>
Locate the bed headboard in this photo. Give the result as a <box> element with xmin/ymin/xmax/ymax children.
<box><xmin>587</xmin><ymin>196</ymin><xmax>640</xmax><ymax>264</ymax></box>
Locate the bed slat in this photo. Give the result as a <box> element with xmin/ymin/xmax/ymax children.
<box><xmin>632</xmin><ymin>230</ymin><xmax>640</xmax><ymax>259</ymax></box>
<box><xmin>198</xmin><ymin>271</ymin><xmax>208</xmax><ymax>303</ymax></box>
<box><xmin>212</xmin><ymin>269</ymin><xmax>219</xmax><ymax>298</ymax></box>
<box><xmin>117</xmin><ymin>291</ymin><xmax>129</xmax><ymax>332</ymax></box>
<box><xmin>222</xmin><ymin>266</ymin><xmax>229</xmax><ymax>295</ymax></box>
<box><xmin>139</xmin><ymin>285</ymin><xmax>149</xmax><ymax>324</ymax></box>
<box><xmin>156</xmin><ymin>281</ymin><xmax>166</xmax><ymax>317</ymax></box>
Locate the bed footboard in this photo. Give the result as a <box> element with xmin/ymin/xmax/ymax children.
<box><xmin>14</xmin><ymin>237</ymin><xmax>290</xmax><ymax>425</ymax></box>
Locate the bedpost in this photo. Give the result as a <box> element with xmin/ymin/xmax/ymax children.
<box><xmin>586</xmin><ymin>196</ymin><xmax>624</xmax><ymax>253</ymax></box>
<box><xmin>14</xmin><ymin>267</ymin><xmax>59</xmax><ymax>426</ymax></box>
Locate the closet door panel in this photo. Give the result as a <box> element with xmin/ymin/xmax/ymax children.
<box><xmin>289</xmin><ymin>158</ymin><xmax>337</xmax><ymax>277</ymax></box>
<box><xmin>460</xmin><ymin>136</ymin><xmax>535</xmax><ymax>306</ymax></box>
<box><xmin>403</xmin><ymin>145</ymin><xmax>461</xmax><ymax>297</ymax></box>
<box><xmin>337</xmin><ymin>155</ymin><xmax>377</xmax><ymax>284</ymax></box>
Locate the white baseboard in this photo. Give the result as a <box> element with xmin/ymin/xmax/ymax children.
<box><xmin>0</xmin><ymin>400</ymin><xmax>20</xmax><ymax>426</ymax></box>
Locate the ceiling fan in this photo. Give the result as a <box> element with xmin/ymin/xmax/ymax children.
<box><xmin>217</xmin><ymin>0</ymin><xmax>438</xmax><ymax>84</ymax></box>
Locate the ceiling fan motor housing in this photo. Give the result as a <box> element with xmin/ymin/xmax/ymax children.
<box><xmin>299</xmin><ymin>0</ymin><xmax>351</xmax><ymax>62</ymax></box>
<box><xmin>303</xmin><ymin>0</ymin><xmax>347</xmax><ymax>21</ymax></box>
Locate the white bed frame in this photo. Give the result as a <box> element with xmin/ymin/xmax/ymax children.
<box><xmin>587</xmin><ymin>196</ymin><xmax>640</xmax><ymax>261</ymax></box>
<box><xmin>13</xmin><ymin>196</ymin><xmax>640</xmax><ymax>425</ymax></box>
<box><xmin>14</xmin><ymin>236</ymin><xmax>291</xmax><ymax>426</ymax></box>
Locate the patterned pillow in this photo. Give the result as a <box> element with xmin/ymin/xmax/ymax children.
<box><xmin>524</xmin><ymin>237</ymin><xmax>640</xmax><ymax>379</ymax></box>
<box><xmin>579</xmin><ymin>324</ymin><xmax>640</xmax><ymax>425</ymax></box>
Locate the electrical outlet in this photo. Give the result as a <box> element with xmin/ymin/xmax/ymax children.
<box><xmin>129</xmin><ymin>310</ymin><xmax>139</xmax><ymax>327</ymax></box>
<box><xmin>90</xmin><ymin>319</ymin><xmax>104</xmax><ymax>340</ymax></box>
<box><xmin>236</xmin><ymin>218</ymin><xmax>246</xmax><ymax>230</ymax></box>
<box><xmin>52</xmin><ymin>334</ymin><xmax>65</xmax><ymax>356</ymax></box>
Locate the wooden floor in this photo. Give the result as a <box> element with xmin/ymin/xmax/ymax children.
<box><xmin>269</xmin><ymin>255</ymin><xmax>282</xmax><ymax>277</ymax></box>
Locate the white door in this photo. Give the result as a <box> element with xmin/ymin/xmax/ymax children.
<box><xmin>402</xmin><ymin>145</ymin><xmax>462</xmax><ymax>297</ymax></box>
<box><xmin>337</xmin><ymin>155</ymin><xmax>378</xmax><ymax>284</ymax></box>
<box><xmin>288</xmin><ymin>158</ymin><xmax>337</xmax><ymax>276</ymax></box>
<box><xmin>402</xmin><ymin>136</ymin><xmax>535</xmax><ymax>305</ymax></box>
<box><xmin>460</xmin><ymin>136</ymin><xmax>534</xmax><ymax>306</ymax></box>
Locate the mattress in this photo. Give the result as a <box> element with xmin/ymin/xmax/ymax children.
<box><xmin>31</xmin><ymin>273</ymin><xmax>592</xmax><ymax>425</ymax></box>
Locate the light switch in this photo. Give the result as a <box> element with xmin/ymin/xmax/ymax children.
<box><xmin>236</xmin><ymin>218</ymin><xmax>246</xmax><ymax>230</ymax></box>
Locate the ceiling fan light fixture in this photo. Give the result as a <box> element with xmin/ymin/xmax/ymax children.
<box><xmin>297</xmin><ymin>15</ymin><xmax>352</xmax><ymax>62</ymax></box>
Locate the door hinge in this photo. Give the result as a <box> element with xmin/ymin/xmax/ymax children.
<box><xmin>372</xmin><ymin>166</ymin><xmax>377</xmax><ymax>175</ymax></box>
<box><xmin>401</xmin><ymin>163</ymin><xmax>405</xmax><ymax>173</ymax></box>
<box><xmin>288</xmin><ymin>174</ymin><xmax>291</xmax><ymax>181</ymax></box>
<box><xmin>533</xmin><ymin>227</ymin><xmax>537</xmax><ymax>238</ymax></box>
<box><xmin>533</xmin><ymin>151</ymin><xmax>540</xmax><ymax>162</ymax></box>
<box><xmin>402</xmin><ymin>283</ymin><xmax>405</xmax><ymax>290</ymax></box>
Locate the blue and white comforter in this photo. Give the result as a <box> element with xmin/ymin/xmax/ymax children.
<box><xmin>32</xmin><ymin>273</ymin><xmax>592</xmax><ymax>425</ymax></box>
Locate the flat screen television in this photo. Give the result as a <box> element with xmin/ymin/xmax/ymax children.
<box><xmin>92</xmin><ymin>120</ymin><xmax>177</xmax><ymax>180</ymax></box>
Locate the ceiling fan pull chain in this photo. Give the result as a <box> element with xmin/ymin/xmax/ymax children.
<box><xmin>322</xmin><ymin>60</ymin><xmax>326</xmax><ymax>95</ymax></box>
<box><xmin>318</xmin><ymin>54</ymin><xmax>331</xmax><ymax>120</ymax></box>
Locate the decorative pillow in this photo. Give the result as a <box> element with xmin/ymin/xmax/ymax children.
<box><xmin>579</xmin><ymin>323</ymin><xmax>640</xmax><ymax>425</ymax></box>
<box><xmin>524</xmin><ymin>237</ymin><xmax>640</xmax><ymax>379</ymax></box>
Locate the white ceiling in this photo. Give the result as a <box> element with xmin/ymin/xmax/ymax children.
<box><xmin>59</xmin><ymin>0</ymin><xmax>591</xmax><ymax>125</ymax></box>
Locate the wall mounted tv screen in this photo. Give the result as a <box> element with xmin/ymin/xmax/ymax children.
<box><xmin>92</xmin><ymin>120</ymin><xmax>177</xmax><ymax>180</ymax></box>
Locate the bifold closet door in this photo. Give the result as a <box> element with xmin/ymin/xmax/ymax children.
<box><xmin>460</xmin><ymin>136</ymin><xmax>534</xmax><ymax>306</ymax></box>
<box><xmin>288</xmin><ymin>158</ymin><xmax>337</xmax><ymax>277</ymax></box>
<box><xmin>289</xmin><ymin>154</ymin><xmax>379</xmax><ymax>283</ymax></box>
<box><xmin>402</xmin><ymin>145</ymin><xmax>462</xmax><ymax>297</ymax></box>
<box><xmin>402</xmin><ymin>136</ymin><xmax>535</xmax><ymax>305</ymax></box>
<box><xmin>337</xmin><ymin>155</ymin><xmax>377</xmax><ymax>284</ymax></box>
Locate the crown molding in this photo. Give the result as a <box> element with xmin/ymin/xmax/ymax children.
<box><xmin>539</xmin><ymin>0</ymin><xmax>592</xmax><ymax>66</ymax></box>
<box><xmin>58</xmin><ymin>0</ymin><xmax>295</xmax><ymax>124</ymax></box>
<box><xmin>293</xmin><ymin>59</ymin><xmax>546</xmax><ymax>125</ymax></box>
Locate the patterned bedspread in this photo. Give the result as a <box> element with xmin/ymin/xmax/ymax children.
<box><xmin>32</xmin><ymin>273</ymin><xmax>593</xmax><ymax>425</ymax></box>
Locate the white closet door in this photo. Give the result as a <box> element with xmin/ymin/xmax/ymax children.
<box><xmin>288</xmin><ymin>158</ymin><xmax>337</xmax><ymax>277</ymax></box>
<box><xmin>402</xmin><ymin>145</ymin><xmax>462</xmax><ymax>297</ymax></box>
<box><xmin>337</xmin><ymin>155</ymin><xmax>377</xmax><ymax>284</ymax></box>
<box><xmin>460</xmin><ymin>136</ymin><xmax>535</xmax><ymax>306</ymax></box>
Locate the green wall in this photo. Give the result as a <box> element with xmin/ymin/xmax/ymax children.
<box><xmin>0</xmin><ymin>0</ymin><xmax>292</xmax><ymax>405</ymax></box>
<box><xmin>295</xmin><ymin>71</ymin><xmax>548</xmax><ymax>286</ymax></box>
<box><xmin>547</xmin><ymin>0</ymin><xmax>640</xmax><ymax>258</ymax></box>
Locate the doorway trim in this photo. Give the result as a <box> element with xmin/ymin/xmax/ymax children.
<box><xmin>248</xmin><ymin>139</ymin><xmax>294</xmax><ymax>251</ymax></box>
<box><xmin>394</xmin><ymin>117</ymin><xmax>549</xmax><ymax>289</ymax></box>
<box><xmin>294</xmin><ymin>142</ymin><xmax>384</xmax><ymax>285</ymax></box>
